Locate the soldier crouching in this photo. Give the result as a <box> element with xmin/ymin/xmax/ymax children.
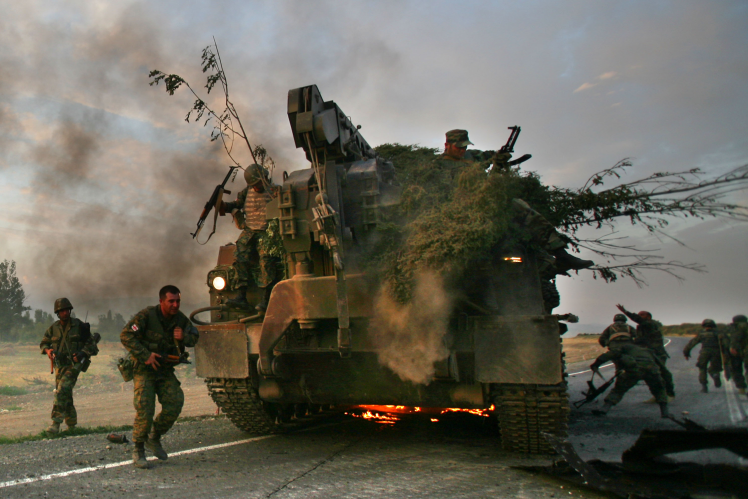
<box><xmin>120</xmin><ymin>285</ymin><xmax>199</xmax><ymax>469</ymax></box>
<box><xmin>40</xmin><ymin>297</ymin><xmax>98</xmax><ymax>434</ymax></box>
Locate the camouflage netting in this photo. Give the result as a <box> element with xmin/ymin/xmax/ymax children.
<box><xmin>366</xmin><ymin>144</ymin><xmax>557</xmax><ymax>303</ymax></box>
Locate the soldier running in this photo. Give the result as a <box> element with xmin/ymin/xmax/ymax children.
<box><xmin>40</xmin><ymin>298</ymin><xmax>98</xmax><ymax>434</ymax></box>
<box><xmin>729</xmin><ymin>314</ymin><xmax>748</xmax><ymax>395</ymax></box>
<box><xmin>683</xmin><ymin>319</ymin><xmax>725</xmax><ymax>392</ymax></box>
<box><xmin>589</xmin><ymin>338</ymin><xmax>670</xmax><ymax>418</ymax></box>
<box><xmin>616</xmin><ymin>304</ymin><xmax>675</xmax><ymax>400</ymax></box>
<box><xmin>120</xmin><ymin>285</ymin><xmax>199</xmax><ymax>469</ymax></box>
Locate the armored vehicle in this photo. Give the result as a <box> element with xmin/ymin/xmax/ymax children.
<box><xmin>191</xmin><ymin>85</ymin><xmax>570</xmax><ymax>453</ymax></box>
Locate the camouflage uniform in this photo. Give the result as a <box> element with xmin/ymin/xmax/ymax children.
<box><xmin>224</xmin><ymin>186</ymin><xmax>277</xmax><ymax>290</ymax></box>
<box><xmin>683</xmin><ymin>326</ymin><xmax>725</xmax><ymax>388</ymax></box>
<box><xmin>120</xmin><ymin>306</ymin><xmax>198</xmax><ymax>443</ymax></box>
<box><xmin>730</xmin><ymin>319</ymin><xmax>748</xmax><ymax>390</ymax></box>
<box><xmin>40</xmin><ymin>318</ymin><xmax>98</xmax><ymax>426</ymax></box>
<box><xmin>591</xmin><ymin>342</ymin><xmax>667</xmax><ymax>406</ymax></box>
<box><xmin>622</xmin><ymin>309</ymin><xmax>675</xmax><ymax>397</ymax></box>
<box><xmin>599</xmin><ymin>321</ymin><xmax>636</xmax><ymax>351</ymax></box>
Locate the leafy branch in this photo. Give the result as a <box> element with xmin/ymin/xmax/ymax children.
<box><xmin>149</xmin><ymin>38</ymin><xmax>276</xmax><ymax>180</ymax></box>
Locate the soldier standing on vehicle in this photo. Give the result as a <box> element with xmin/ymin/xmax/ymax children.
<box><xmin>729</xmin><ymin>314</ymin><xmax>748</xmax><ymax>395</ymax></box>
<box><xmin>437</xmin><ymin>129</ymin><xmax>594</xmax><ymax>276</ymax></box>
<box><xmin>589</xmin><ymin>338</ymin><xmax>670</xmax><ymax>418</ymax></box>
<box><xmin>120</xmin><ymin>285</ymin><xmax>199</xmax><ymax>469</ymax></box>
<box><xmin>599</xmin><ymin>314</ymin><xmax>636</xmax><ymax>351</ymax></box>
<box><xmin>219</xmin><ymin>164</ymin><xmax>279</xmax><ymax>311</ymax></box>
<box><xmin>683</xmin><ymin>319</ymin><xmax>725</xmax><ymax>393</ymax></box>
<box><xmin>40</xmin><ymin>298</ymin><xmax>98</xmax><ymax>434</ymax></box>
<box><xmin>616</xmin><ymin>304</ymin><xmax>675</xmax><ymax>400</ymax></box>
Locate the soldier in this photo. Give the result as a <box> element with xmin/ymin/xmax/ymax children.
<box><xmin>40</xmin><ymin>298</ymin><xmax>98</xmax><ymax>434</ymax></box>
<box><xmin>616</xmin><ymin>304</ymin><xmax>675</xmax><ymax>399</ymax></box>
<box><xmin>683</xmin><ymin>319</ymin><xmax>725</xmax><ymax>392</ymax></box>
<box><xmin>729</xmin><ymin>314</ymin><xmax>748</xmax><ymax>395</ymax></box>
<box><xmin>589</xmin><ymin>339</ymin><xmax>670</xmax><ymax>418</ymax></box>
<box><xmin>599</xmin><ymin>314</ymin><xmax>636</xmax><ymax>351</ymax></box>
<box><xmin>120</xmin><ymin>285</ymin><xmax>199</xmax><ymax>469</ymax></box>
<box><xmin>219</xmin><ymin>164</ymin><xmax>279</xmax><ymax>311</ymax></box>
<box><xmin>437</xmin><ymin>129</ymin><xmax>593</xmax><ymax>275</ymax></box>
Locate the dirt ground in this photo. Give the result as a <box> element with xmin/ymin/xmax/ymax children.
<box><xmin>0</xmin><ymin>342</ymin><xmax>217</xmax><ymax>438</ymax></box>
<box><xmin>1</xmin><ymin>337</ymin><xmax>603</xmax><ymax>439</ymax></box>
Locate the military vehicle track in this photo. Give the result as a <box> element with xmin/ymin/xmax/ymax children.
<box><xmin>206</xmin><ymin>378</ymin><xmax>279</xmax><ymax>434</ymax></box>
<box><xmin>494</xmin><ymin>351</ymin><xmax>569</xmax><ymax>454</ymax></box>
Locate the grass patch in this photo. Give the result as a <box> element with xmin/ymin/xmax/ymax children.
<box><xmin>0</xmin><ymin>424</ymin><xmax>133</xmax><ymax>445</ymax></box>
<box><xmin>0</xmin><ymin>386</ymin><xmax>28</xmax><ymax>396</ymax></box>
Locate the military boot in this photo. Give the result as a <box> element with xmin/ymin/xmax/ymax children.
<box><xmin>145</xmin><ymin>431</ymin><xmax>168</xmax><ymax>460</ymax></box>
<box><xmin>591</xmin><ymin>402</ymin><xmax>613</xmax><ymax>416</ymax></box>
<box><xmin>226</xmin><ymin>287</ymin><xmax>250</xmax><ymax>309</ymax></box>
<box><xmin>701</xmin><ymin>383</ymin><xmax>708</xmax><ymax>393</ymax></box>
<box><xmin>45</xmin><ymin>421</ymin><xmax>60</xmax><ymax>434</ymax></box>
<box><xmin>66</xmin><ymin>423</ymin><xmax>76</xmax><ymax>432</ymax></box>
<box><xmin>659</xmin><ymin>402</ymin><xmax>670</xmax><ymax>418</ymax></box>
<box><xmin>255</xmin><ymin>285</ymin><xmax>274</xmax><ymax>313</ymax></box>
<box><xmin>712</xmin><ymin>375</ymin><xmax>722</xmax><ymax>388</ymax></box>
<box><xmin>133</xmin><ymin>442</ymin><xmax>149</xmax><ymax>469</ymax></box>
<box><xmin>553</xmin><ymin>249</ymin><xmax>594</xmax><ymax>273</ymax></box>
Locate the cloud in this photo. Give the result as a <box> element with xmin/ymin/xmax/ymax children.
<box><xmin>573</xmin><ymin>82</ymin><xmax>596</xmax><ymax>93</ymax></box>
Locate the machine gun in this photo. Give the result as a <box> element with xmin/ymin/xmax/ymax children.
<box><xmin>497</xmin><ymin>126</ymin><xmax>532</xmax><ymax>168</ymax></box>
<box><xmin>573</xmin><ymin>371</ymin><xmax>620</xmax><ymax>409</ymax></box>
<box><xmin>191</xmin><ymin>166</ymin><xmax>238</xmax><ymax>241</ymax></box>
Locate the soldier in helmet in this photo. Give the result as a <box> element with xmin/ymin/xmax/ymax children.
<box><xmin>616</xmin><ymin>304</ymin><xmax>675</xmax><ymax>399</ymax></box>
<box><xmin>120</xmin><ymin>285</ymin><xmax>199</xmax><ymax>469</ymax></box>
<box><xmin>589</xmin><ymin>337</ymin><xmax>670</xmax><ymax>418</ymax></box>
<box><xmin>39</xmin><ymin>298</ymin><xmax>98</xmax><ymax>434</ymax></box>
<box><xmin>599</xmin><ymin>313</ymin><xmax>636</xmax><ymax>351</ymax></box>
<box><xmin>729</xmin><ymin>314</ymin><xmax>748</xmax><ymax>394</ymax></box>
<box><xmin>683</xmin><ymin>319</ymin><xmax>726</xmax><ymax>392</ymax></box>
<box><xmin>219</xmin><ymin>164</ymin><xmax>279</xmax><ymax>311</ymax></box>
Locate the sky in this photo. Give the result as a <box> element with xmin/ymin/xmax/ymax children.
<box><xmin>0</xmin><ymin>0</ymin><xmax>746</xmax><ymax>330</ymax></box>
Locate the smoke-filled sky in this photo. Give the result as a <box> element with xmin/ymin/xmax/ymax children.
<box><xmin>0</xmin><ymin>0</ymin><xmax>746</xmax><ymax>330</ymax></box>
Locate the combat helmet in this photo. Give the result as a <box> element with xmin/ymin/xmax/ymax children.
<box><xmin>733</xmin><ymin>314</ymin><xmax>747</xmax><ymax>323</ymax></box>
<box><xmin>702</xmin><ymin>318</ymin><xmax>716</xmax><ymax>328</ymax></box>
<box><xmin>54</xmin><ymin>297</ymin><xmax>73</xmax><ymax>313</ymax></box>
<box><xmin>244</xmin><ymin>164</ymin><xmax>266</xmax><ymax>186</ymax></box>
<box><xmin>613</xmin><ymin>314</ymin><xmax>627</xmax><ymax>323</ymax></box>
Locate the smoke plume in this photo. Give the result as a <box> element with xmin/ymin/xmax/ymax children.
<box><xmin>370</xmin><ymin>272</ymin><xmax>451</xmax><ymax>385</ymax></box>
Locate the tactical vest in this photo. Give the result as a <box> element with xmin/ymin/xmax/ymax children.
<box><xmin>46</xmin><ymin>319</ymin><xmax>87</xmax><ymax>366</ymax></box>
<box><xmin>699</xmin><ymin>329</ymin><xmax>721</xmax><ymax>349</ymax></box>
<box><xmin>143</xmin><ymin>307</ymin><xmax>184</xmax><ymax>355</ymax></box>
<box><xmin>243</xmin><ymin>189</ymin><xmax>271</xmax><ymax>231</ymax></box>
<box><xmin>608</xmin><ymin>323</ymin><xmax>634</xmax><ymax>343</ymax></box>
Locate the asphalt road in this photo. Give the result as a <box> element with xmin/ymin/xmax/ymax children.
<box><xmin>566</xmin><ymin>336</ymin><xmax>748</xmax><ymax>464</ymax></box>
<box><xmin>1</xmin><ymin>337</ymin><xmax>745</xmax><ymax>498</ymax></box>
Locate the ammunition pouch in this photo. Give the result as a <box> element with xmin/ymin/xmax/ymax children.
<box><xmin>117</xmin><ymin>357</ymin><xmax>134</xmax><ymax>382</ymax></box>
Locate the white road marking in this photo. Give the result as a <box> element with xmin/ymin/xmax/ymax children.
<box><xmin>568</xmin><ymin>338</ymin><xmax>672</xmax><ymax>377</ymax></box>
<box><xmin>0</xmin><ymin>434</ymin><xmax>275</xmax><ymax>490</ymax></box>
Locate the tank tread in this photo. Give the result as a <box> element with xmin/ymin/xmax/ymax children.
<box><xmin>494</xmin><ymin>384</ymin><xmax>569</xmax><ymax>454</ymax></box>
<box><xmin>206</xmin><ymin>377</ymin><xmax>278</xmax><ymax>434</ymax></box>
<box><xmin>494</xmin><ymin>352</ymin><xmax>569</xmax><ymax>454</ymax></box>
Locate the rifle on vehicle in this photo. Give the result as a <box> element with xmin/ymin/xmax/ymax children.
<box><xmin>191</xmin><ymin>166</ymin><xmax>238</xmax><ymax>242</ymax></box>
<box><xmin>497</xmin><ymin>126</ymin><xmax>532</xmax><ymax>167</ymax></box>
<box><xmin>573</xmin><ymin>370</ymin><xmax>620</xmax><ymax>408</ymax></box>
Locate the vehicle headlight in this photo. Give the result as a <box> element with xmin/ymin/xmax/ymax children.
<box><xmin>503</xmin><ymin>256</ymin><xmax>523</xmax><ymax>263</ymax></box>
<box><xmin>212</xmin><ymin>276</ymin><xmax>226</xmax><ymax>290</ymax></box>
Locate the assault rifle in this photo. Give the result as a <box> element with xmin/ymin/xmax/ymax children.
<box><xmin>573</xmin><ymin>370</ymin><xmax>620</xmax><ymax>409</ymax></box>
<box><xmin>191</xmin><ymin>166</ymin><xmax>238</xmax><ymax>241</ymax></box>
<box><xmin>498</xmin><ymin>126</ymin><xmax>532</xmax><ymax>167</ymax></box>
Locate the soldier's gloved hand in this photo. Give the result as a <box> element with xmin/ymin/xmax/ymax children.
<box><xmin>731</xmin><ymin>348</ymin><xmax>739</xmax><ymax>357</ymax></box>
<box><xmin>684</xmin><ymin>353</ymin><xmax>690</xmax><ymax>360</ymax></box>
<box><xmin>590</xmin><ymin>363</ymin><xmax>601</xmax><ymax>373</ymax></box>
<box><xmin>72</xmin><ymin>351</ymin><xmax>87</xmax><ymax>363</ymax></box>
<box><xmin>45</xmin><ymin>349</ymin><xmax>55</xmax><ymax>360</ymax></box>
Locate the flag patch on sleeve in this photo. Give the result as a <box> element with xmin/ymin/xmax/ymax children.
<box><xmin>131</xmin><ymin>324</ymin><xmax>139</xmax><ymax>331</ymax></box>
